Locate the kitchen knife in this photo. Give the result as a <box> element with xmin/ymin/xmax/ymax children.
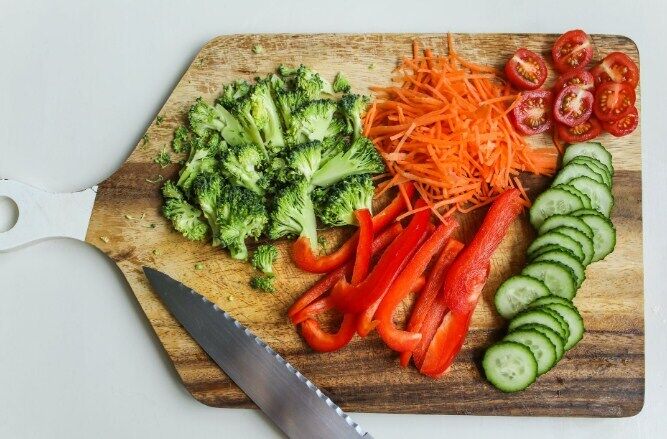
<box><xmin>143</xmin><ymin>266</ymin><xmax>372</xmax><ymax>439</ymax></box>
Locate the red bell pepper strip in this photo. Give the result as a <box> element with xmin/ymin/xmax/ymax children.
<box><xmin>411</xmin><ymin>298</ymin><xmax>448</xmax><ymax>369</ymax></box>
<box><xmin>330</xmin><ymin>201</ymin><xmax>431</xmax><ymax>314</ymax></box>
<box><xmin>399</xmin><ymin>239</ymin><xmax>464</xmax><ymax>367</ymax></box>
<box><xmin>374</xmin><ymin>219</ymin><xmax>458</xmax><ymax>352</ymax></box>
<box><xmin>291</xmin><ymin>184</ymin><xmax>415</xmax><ymax>274</ymax></box>
<box><xmin>351</xmin><ymin>209</ymin><xmax>373</xmax><ymax>285</ymax></box>
<box><xmin>288</xmin><ymin>222</ymin><xmax>402</xmax><ymax>322</ymax></box>
<box><xmin>300</xmin><ymin>313</ymin><xmax>358</xmax><ymax>352</ymax></box>
<box><xmin>443</xmin><ymin>189</ymin><xmax>524</xmax><ymax>315</ymax></box>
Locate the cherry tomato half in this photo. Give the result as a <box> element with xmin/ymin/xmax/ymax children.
<box><xmin>553</xmin><ymin>69</ymin><xmax>594</xmax><ymax>92</ymax></box>
<box><xmin>510</xmin><ymin>89</ymin><xmax>553</xmax><ymax>135</ymax></box>
<box><xmin>602</xmin><ymin>106</ymin><xmax>638</xmax><ymax>137</ymax></box>
<box><xmin>504</xmin><ymin>48</ymin><xmax>548</xmax><ymax>90</ymax></box>
<box><xmin>590</xmin><ymin>52</ymin><xmax>639</xmax><ymax>88</ymax></box>
<box><xmin>552</xmin><ymin>29</ymin><xmax>594</xmax><ymax>73</ymax></box>
<box><xmin>593</xmin><ymin>82</ymin><xmax>636</xmax><ymax>122</ymax></box>
<box><xmin>553</xmin><ymin>85</ymin><xmax>594</xmax><ymax>127</ymax></box>
<box><xmin>557</xmin><ymin>117</ymin><xmax>602</xmax><ymax>143</ymax></box>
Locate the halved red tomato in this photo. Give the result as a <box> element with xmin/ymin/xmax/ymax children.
<box><xmin>553</xmin><ymin>69</ymin><xmax>594</xmax><ymax>92</ymax></box>
<box><xmin>504</xmin><ymin>48</ymin><xmax>548</xmax><ymax>90</ymax></box>
<box><xmin>602</xmin><ymin>106</ymin><xmax>638</xmax><ymax>137</ymax></box>
<box><xmin>557</xmin><ymin>117</ymin><xmax>602</xmax><ymax>143</ymax></box>
<box><xmin>593</xmin><ymin>82</ymin><xmax>636</xmax><ymax>122</ymax></box>
<box><xmin>552</xmin><ymin>29</ymin><xmax>594</xmax><ymax>73</ymax></box>
<box><xmin>590</xmin><ymin>52</ymin><xmax>639</xmax><ymax>88</ymax></box>
<box><xmin>509</xmin><ymin>89</ymin><xmax>553</xmax><ymax>135</ymax></box>
<box><xmin>553</xmin><ymin>85</ymin><xmax>594</xmax><ymax>127</ymax></box>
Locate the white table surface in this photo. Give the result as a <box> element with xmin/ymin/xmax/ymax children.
<box><xmin>1</xmin><ymin>1</ymin><xmax>666</xmax><ymax>437</ymax></box>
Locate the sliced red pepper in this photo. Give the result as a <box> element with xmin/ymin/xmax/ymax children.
<box><xmin>411</xmin><ymin>298</ymin><xmax>448</xmax><ymax>369</ymax></box>
<box><xmin>330</xmin><ymin>202</ymin><xmax>431</xmax><ymax>314</ymax></box>
<box><xmin>287</xmin><ymin>223</ymin><xmax>402</xmax><ymax>320</ymax></box>
<box><xmin>374</xmin><ymin>219</ymin><xmax>458</xmax><ymax>352</ymax></box>
<box><xmin>443</xmin><ymin>189</ymin><xmax>524</xmax><ymax>315</ymax></box>
<box><xmin>291</xmin><ymin>183</ymin><xmax>415</xmax><ymax>274</ymax></box>
<box><xmin>300</xmin><ymin>314</ymin><xmax>357</xmax><ymax>353</ymax></box>
<box><xmin>399</xmin><ymin>239</ymin><xmax>464</xmax><ymax>367</ymax></box>
<box><xmin>351</xmin><ymin>209</ymin><xmax>373</xmax><ymax>284</ymax></box>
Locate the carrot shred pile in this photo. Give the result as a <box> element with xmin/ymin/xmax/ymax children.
<box><xmin>364</xmin><ymin>35</ymin><xmax>558</xmax><ymax>219</ymax></box>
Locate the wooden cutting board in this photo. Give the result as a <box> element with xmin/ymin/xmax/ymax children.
<box><xmin>84</xmin><ymin>33</ymin><xmax>643</xmax><ymax>417</ymax></box>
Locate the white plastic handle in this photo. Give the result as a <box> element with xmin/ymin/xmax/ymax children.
<box><xmin>0</xmin><ymin>179</ymin><xmax>97</xmax><ymax>252</ymax></box>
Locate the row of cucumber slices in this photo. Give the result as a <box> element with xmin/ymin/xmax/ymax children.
<box><xmin>483</xmin><ymin>142</ymin><xmax>618</xmax><ymax>393</ymax></box>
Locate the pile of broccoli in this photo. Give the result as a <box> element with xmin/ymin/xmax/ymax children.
<box><xmin>160</xmin><ymin>65</ymin><xmax>384</xmax><ymax>291</ymax></box>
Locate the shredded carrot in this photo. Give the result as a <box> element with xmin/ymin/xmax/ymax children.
<box><xmin>365</xmin><ymin>34</ymin><xmax>558</xmax><ymax>219</ymax></box>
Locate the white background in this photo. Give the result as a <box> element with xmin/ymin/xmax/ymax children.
<box><xmin>1</xmin><ymin>1</ymin><xmax>666</xmax><ymax>437</ymax></box>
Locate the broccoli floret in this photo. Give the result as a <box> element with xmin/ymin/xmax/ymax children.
<box><xmin>333</xmin><ymin>72</ymin><xmax>351</xmax><ymax>93</ymax></box>
<box><xmin>220</xmin><ymin>143</ymin><xmax>267</xmax><ymax>196</ymax></box>
<box><xmin>161</xmin><ymin>180</ymin><xmax>183</xmax><ymax>200</ymax></box>
<box><xmin>172</xmin><ymin>126</ymin><xmax>191</xmax><ymax>153</ymax></box>
<box><xmin>311</xmin><ymin>136</ymin><xmax>385</xmax><ymax>187</ymax></box>
<box><xmin>176</xmin><ymin>140</ymin><xmax>219</xmax><ymax>194</ymax></box>
<box><xmin>313</xmin><ymin>175</ymin><xmax>374</xmax><ymax>226</ymax></box>
<box><xmin>339</xmin><ymin>94</ymin><xmax>370</xmax><ymax>140</ymax></box>
<box><xmin>251</xmin><ymin>244</ymin><xmax>278</xmax><ymax>274</ymax></box>
<box><xmin>275</xmin><ymin>89</ymin><xmax>308</xmax><ymax>128</ymax></box>
<box><xmin>216</xmin><ymin>185</ymin><xmax>268</xmax><ymax>260</ymax></box>
<box><xmin>268</xmin><ymin>74</ymin><xmax>286</xmax><ymax>93</ymax></box>
<box><xmin>250</xmin><ymin>274</ymin><xmax>275</xmax><ymax>293</ymax></box>
<box><xmin>154</xmin><ymin>147</ymin><xmax>171</xmax><ymax>168</ymax></box>
<box><xmin>288</xmin><ymin>100</ymin><xmax>344</xmax><ymax>144</ymax></box>
<box><xmin>320</xmin><ymin>136</ymin><xmax>346</xmax><ymax>164</ymax></box>
<box><xmin>279</xmin><ymin>65</ymin><xmax>334</xmax><ymax>99</ymax></box>
<box><xmin>188</xmin><ymin>97</ymin><xmax>248</xmax><ymax>147</ymax></box>
<box><xmin>250</xmin><ymin>78</ymin><xmax>286</xmax><ymax>153</ymax></box>
<box><xmin>162</xmin><ymin>198</ymin><xmax>209</xmax><ymax>241</ymax></box>
<box><xmin>192</xmin><ymin>172</ymin><xmax>224</xmax><ymax>246</ymax></box>
<box><xmin>267</xmin><ymin>179</ymin><xmax>318</xmax><ymax>250</ymax></box>
<box><xmin>282</xmin><ymin>141</ymin><xmax>323</xmax><ymax>182</ymax></box>
<box><xmin>217</xmin><ymin>80</ymin><xmax>252</xmax><ymax>110</ymax></box>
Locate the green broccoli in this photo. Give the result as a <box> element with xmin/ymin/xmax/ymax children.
<box><xmin>313</xmin><ymin>175</ymin><xmax>374</xmax><ymax>226</ymax></box>
<box><xmin>220</xmin><ymin>143</ymin><xmax>267</xmax><ymax>196</ymax></box>
<box><xmin>267</xmin><ymin>179</ymin><xmax>318</xmax><ymax>250</ymax></box>
<box><xmin>333</xmin><ymin>72</ymin><xmax>351</xmax><ymax>93</ymax></box>
<box><xmin>161</xmin><ymin>180</ymin><xmax>183</xmax><ymax>200</ymax></box>
<box><xmin>320</xmin><ymin>136</ymin><xmax>346</xmax><ymax>164</ymax></box>
<box><xmin>172</xmin><ymin>126</ymin><xmax>191</xmax><ymax>153</ymax></box>
<box><xmin>283</xmin><ymin>141</ymin><xmax>323</xmax><ymax>182</ymax></box>
<box><xmin>188</xmin><ymin>97</ymin><xmax>248</xmax><ymax>147</ymax></box>
<box><xmin>216</xmin><ymin>185</ymin><xmax>268</xmax><ymax>260</ymax></box>
<box><xmin>288</xmin><ymin>100</ymin><xmax>344</xmax><ymax>144</ymax></box>
<box><xmin>275</xmin><ymin>89</ymin><xmax>308</xmax><ymax>128</ymax></box>
<box><xmin>311</xmin><ymin>136</ymin><xmax>385</xmax><ymax>187</ymax></box>
<box><xmin>251</xmin><ymin>244</ymin><xmax>278</xmax><ymax>274</ymax></box>
<box><xmin>268</xmin><ymin>74</ymin><xmax>286</xmax><ymax>93</ymax></box>
<box><xmin>192</xmin><ymin>172</ymin><xmax>223</xmax><ymax>246</ymax></box>
<box><xmin>279</xmin><ymin>65</ymin><xmax>334</xmax><ymax>99</ymax></box>
<box><xmin>154</xmin><ymin>147</ymin><xmax>171</xmax><ymax>168</ymax></box>
<box><xmin>250</xmin><ymin>78</ymin><xmax>286</xmax><ymax>153</ymax></box>
<box><xmin>176</xmin><ymin>139</ymin><xmax>219</xmax><ymax>194</ymax></box>
<box><xmin>162</xmin><ymin>198</ymin><xmax>209</xmax><ymax>241</ymax></box>
<box><xmin>217</xmin><ymin>80</ymin><xmax>252</xmax><ymax>110</ymax></box>
<box><xmin>339</xmin><ymin>94</ymin><xmax>370</xmax><ymax>140</ymax></box>
<box><xmin>250</xmin><ymin>274</ymin><xmax>275</xmax><ymax>293</ymax></box>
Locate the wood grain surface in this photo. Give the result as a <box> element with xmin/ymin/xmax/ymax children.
<box><xmin>84</xmin><ymin>34</ymin><xmax>643</xmax><ymax>417</ymax></box>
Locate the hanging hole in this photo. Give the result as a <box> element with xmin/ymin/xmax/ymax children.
<box><xmin>0</xmin><ymin>196</ymin><xmax>19</xmax><ymax>233</ymax></box>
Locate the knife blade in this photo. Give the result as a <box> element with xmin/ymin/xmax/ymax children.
<box><xmin>143</xmin><ymin>267</ymin><xmax>372</xmax><ymax>439</ymax></box>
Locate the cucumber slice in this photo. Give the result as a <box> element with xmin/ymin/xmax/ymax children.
<box><xmin>533</xmin><ymin>249</ymin><xmax>586</xmax><ymax>288</ymax></box>
<box><xmin>522</xmin><ymin>261</ymin><xmax>577</xmax><ymax>300</ymax></box>
<box><xmin>483</xmin><ymin>341</ymin><xmax>538</xmax><ymax>393</ymax></box>
<box><xmin>509</xmin><ymin>308</ymin><xmax>569</xmax><ymax>342</ymax></box>
<box><xmin>513</xmin><ymin>323</ymin><xmax>565</xmax><ymax>361</ymax></box>
<box><xmin>527</xmin><ymin>231</ymin><xmax>585</xmax><ymax>263</ymax></box>
<box><xmin>568</xmin><ymin>157</ymin><xmax>612</xmax><ymax>187</ymax></box>
<box><xmin>562</xmin><ymin>142</ymin><xmax>614</xmax><ymax>176</ymax></box>
<box><xmin>550</xmin><ymin>226</ymin><xmax>595</xmax><ymax>266</ymax></box>
<box><xmin>567</xmin><ymin>176</ymin><xmax>614</xmax><ymax>217</ymax></box>
<box><xmin>577</xmin><ymin>214</ymin><xmax>616</xmax><ymax>262</ymax></box>
<box><xmin>494</xmin><ymin>275</ymin><xmax>551</xmax><ymax>319</ymax></box>
<box><xmin>530</xmin><ymin>303</ymin><xmax>585</xmax><ymax>350</ymax></box>
<box><xmin>538</xmin><ymin>214</ymin><xmax>594</xmax><ymax>240</ymax></box>
<box><xmin>553</xmin><ymin>184</ymin><xmax>593</xmax><ymax>209</ymax></box>
<box><xmin>532</xmin><ymin>307</ymin><xmax>571</xmax><ymax>342</ymax></box>
<box><xmin>504</xmin><ymin>329</ymin><xmax>557</xmax><ymax>375</ymax></box>
<box><xmin>529</xmin><ymin>188</ymin><xmax>585</xmax><ymax>229</ymax></box>
<box><xmin>527</xmin><ymin>244</ymin><xmax>567</xmax><ymax>262</ymax></box>
<box><xmin>571</xmin><ymin>208</ymin><xmax>605</xmax><ymax>218</ymax></box>
<box><xmin>552</xmin><ymin>162</ymin><xmax>606</xmax><ymax>187</ymax></box>
<box><xmin>527</xmin><ymin>295</ymin><xmax>575</xmax><ymax>309</ymax></box>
